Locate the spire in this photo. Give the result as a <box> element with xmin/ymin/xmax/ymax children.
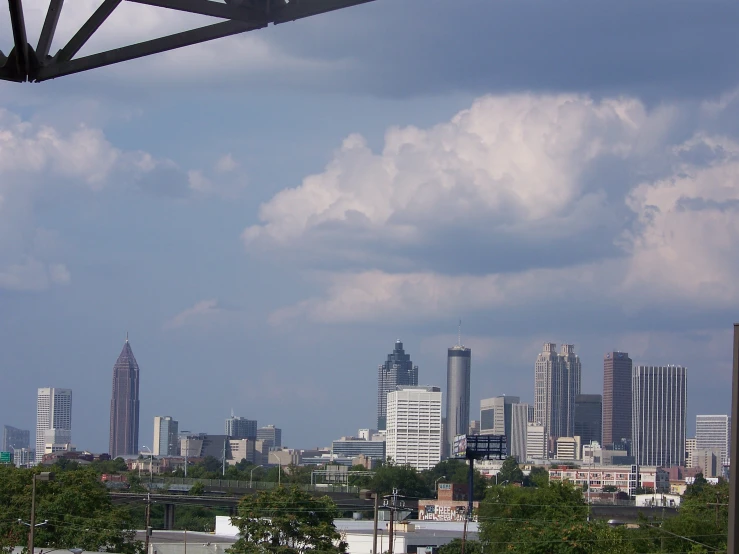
<box><xmin>126</xmin><ymin>331</ymin><xmax>129</xmax><ymax>343</ymax></box>
<box><xmin>458</xmin><ymin>319</ymin><xmax>462</xmax><ymax>347</ymax></box>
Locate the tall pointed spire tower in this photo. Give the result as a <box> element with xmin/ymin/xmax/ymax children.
<box><xmin>109</xmin><ymin>334</ymin><xmax>140</xmax><ymax>458</ymax></box>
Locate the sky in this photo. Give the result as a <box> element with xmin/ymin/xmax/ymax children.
<box><xmin>1</xmin><ymin>0</ymin><xmax>739</xmax><ymax>453</ymax></box>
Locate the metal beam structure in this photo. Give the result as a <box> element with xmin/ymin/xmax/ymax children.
<box><xmin>1</xmin><ymin>0</ymin><xmax>375</xmax><ymax>82</ymax></box>
<box><xmin>728</xmin><ymin>323</ymin><xmax>739</xmax><ymax>552</ymax></box>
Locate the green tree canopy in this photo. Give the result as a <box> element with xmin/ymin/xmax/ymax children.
<box><xmin>496</xmin><ymin>457</ymin><xmax>524</xmax><ymax>485</ymax></box>
<box><xmin>438</xmin><ymin>539</ymin><xmax>483</xmax><ymax>554</ymax></box>
<box><xmin>0</xmin><ymin>466</ymin><xmax>142</xmax><ymax>554</ymax></box>
<box><xmin>478</xmin><ymin>481</ymin><xmax>588</xmax><ymax>553</ymax></box>
<box><xmin>524</xmin><ymin>466</ymin><xmax>549</xmax><ymax>488</ymax></box>
<box><xmin>421</xmin><ymin>459</ymin><xmax>487</xmax><ymax>500</ymax></box>
<box><xmin>228</xmin><ymin>486</ymin><xmax>346</xmax><ymax>554</ymax></box>
<box><xmin>369</xmin><ymin>461</ymin><xmax>431</xmax><ymax>498</ymax></box>
<box><xmin>630</xmin><ymin>480</ymin><xmax>728</xmax><ymax>553</ymax></box>
<box><xmin>508</xmin><ymin>519</ymin><xmax>635</xmax><ymax>553</ymax></box>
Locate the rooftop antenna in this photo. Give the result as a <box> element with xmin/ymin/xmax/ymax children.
<box><xmin>126</xmin><ymin>331</ymin><xmax>129</xmax><ymax>343</ymax></box>
<box><xmin>458</xmin><ymin>319</ymin><xmax>462</xmax><ymax>347</ymax></box>
<box><xmin>231</xmin><ymin>408</ymin><xmax>234</xmax><ymax>418</ymax></box>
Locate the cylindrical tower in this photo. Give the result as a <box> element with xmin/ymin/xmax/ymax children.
<box><xmin>446</xmin><ymin>345</ymin><xmax>471</xmax><ymax>456</ymax></box>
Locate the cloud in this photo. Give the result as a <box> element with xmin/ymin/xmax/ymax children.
<box><xmin>0</xmin><ymin>107</ymin><xmax>213</xmax><ymax>291</ymax></box>
<box><xmin>248</xmin><ymin>92</ymin><xmax>739</xmax><ymax>325</ymax></box>
<box><xmin>0</xmin><ymin>259</ymin><xmax>71</xmax><ymax>291</ymax></box>
<box><xmin>164</xmin><ymin>299</ymin><xmax>224</xmax><ymax>329</ymax></box>
<box><xmin>187</xmin><ymin>154</ymin><xmax>248</xmax><ymax>198</ymax></box>
<box><xmin>244</xmin><ymin>94</ymin><xmax>673</xmax><ymax>270</ymax></box>
<box><xmin>215</xmin><ymin>154</ymin><xmax>239</xmax><ymax>174</ymax></box>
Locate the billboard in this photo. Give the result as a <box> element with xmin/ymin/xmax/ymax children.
<box><xmin>452</xmin><ymin>434</ymin><xmax>467</xmax><ymax>458</ymax></box>
<box><xmin>452</xmin><ymin>434</ymin><xmax>507</xmax><ymax>460</ymax></box>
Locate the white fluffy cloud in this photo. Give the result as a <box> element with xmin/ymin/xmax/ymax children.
<box><xmin>164</xmin><ymin>299</ymin><xmax>224</xmax><ymax>329</ymax></box>
<box><xmin>245</xmin><ymin>93</ymin><xmax>739</xmax><ymax>324</ymax></box>
<box><xmin>244</xmin><ymin>94</ymin><xmax>675</xmax><ymax>254</ymax></box>
<box><xmin>0</xmin><ymin>107</ymin><xmax>203</xmax><ymax>291</ymax></box>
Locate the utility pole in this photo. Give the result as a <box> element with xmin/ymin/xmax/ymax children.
<box><xmin>28</xmin><ymin>475</ymin><xmax>37</xmax><ymax>554</ymax></box>
<box><xmin>460</xmin><ymin>514</ymin><xmax>468</xmax><ymax>554</ymax></box>
<box><xmin>382</xmin><ymin>487</ymin><xmax>405</xmax><ymax>554</ymax></box>
<box><xmin>388</xmin><ymin>497</ymin><xmax>394</xmax><ymax>554</ymax></box>
<box><xmin>144</xmin><ymin>493</ymin><xmax>151</xmax><ymax>554</ymax></box>
<box><xmin>372</xmin><ymin>493</ymin><xmax>379</xmax><ymax>554</ymax></box>
<box><xmin>728</xmin><ymin>323</ymin><xmax>739</xmax><ymax>552</ymax></box>
<box><xmin>28</xmin><ymin>472</ymin><xmax>53</xmax><ymax>554</ymax></box>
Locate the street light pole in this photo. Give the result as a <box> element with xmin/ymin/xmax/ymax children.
<box><xmin>142</xmin><ymin>446</ymin><xmax>153</xmax><ymax>485</ymax></box>
<box><xmin>250</xmin><ymin>465</ymin><xmax>264</xmax><ymax>488</ymax></box>
<box><xmin>28</xmin><ymin>472</ymin><xmax>54</xmax><ymax>554</ymax></box>
<box><xmin>434</xmin><ymin>476</ymin><xmax>446</xmax><ymax>497</ymax></box>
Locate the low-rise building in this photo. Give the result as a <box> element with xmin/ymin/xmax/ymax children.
<box><xmin>418</xmin><ymin>483</ymin><xmax>478</xmax><ymax>522</ymax></box>
<box><xmin>548</xmin><ymin>465</ymin><xmax>669</xmax><ymax>495</ymax></box>
<box><xmin>331</xmin><ymin>436</ymin><xmax>386</xmax><ymax>461</ymax></box>
<box><xmin>215</xmin><ymin>517</ymin><xmax>479</xmax><ymax>554</ymax></box>
<box><xmin>635</xmin><ymin>493</ymin><xmax>682</xmax><ymax>508</ymax></box>
<box><xmin>269</xmin><ymin>448</ymin><xmax>301</xmax><ymax>467</ymax></box>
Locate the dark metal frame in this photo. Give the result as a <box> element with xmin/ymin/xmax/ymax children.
<box><xmin>451</xmin><ymin>433</ymin><xmax>507</xmax><ymax>518</ymax></box>
<box><xmin>1</xmin><ymin>0</ymin><xmax>374</xmax><ymax>82</ymax></box>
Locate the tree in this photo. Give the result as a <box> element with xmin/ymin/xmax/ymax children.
<box><xmin>228</xmin><ymin>486</ymin><xmax>347</xmax><ymax>554</ymax></box>
<box><xmin>421</xmin><ymin>460</ymin><xmax>487</xmax><ymax>500</ymax></box>
<box><xmin>0</xmin><ymin>466</ymin><xmax>143</xmax><ymax>554</ymax></box>
<box><xmin>510</xmin><ymin>519</ymin><xmax>635</xmax><ymax>553</ymax></box>
<box><xmin>189</xmin><ymin>482</ymin><xmax>206</xmax><ymax>496</ymax></box>
<box><xmin>369</xmin><ymin>461</ymin><xmax>431</xmax><ymax>498</ymax></box>
<box><xmin>496</xmin><ymin>457</ymin><xmax>524</xmax><ymax>485</ymax></box>
<box><xmin>478</xmin><ymin>481</ymin><xmax>588</xmax><ymax>553</ymax></box>
<box><xmin>524</xmin><ymin>466</ymin><xmax>549</xmax><ymax>488</ymax></box>
<box><xmin>632</xmin><ymin>480</ymin><xmax>728</xmax><ymax>553</ymax></box>
<box><xmin>438</xmin><ymin>539</ymin><xmax>482</xmax><ymax>554</ymax></box>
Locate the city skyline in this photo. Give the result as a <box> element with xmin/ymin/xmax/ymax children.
<box><xmin>4</xmin><ymin>333</ymin><xmax>723</xmax><ymax>457</ymax></box>
<box><xmin>1</xmin><ymin>0</ymin><xmax>738</xmax><ymax>457</ymax></box>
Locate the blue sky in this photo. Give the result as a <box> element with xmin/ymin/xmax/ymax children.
<box><xmin>1</xmin><ymin>0</ymin><xmax>739</xmax><ymax>452</ymax></box>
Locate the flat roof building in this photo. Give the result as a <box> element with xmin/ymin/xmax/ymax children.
<box><xmin>387</xmin><ymin>386</ymin><xmax>442</xmax><ymax>470</ymax></box>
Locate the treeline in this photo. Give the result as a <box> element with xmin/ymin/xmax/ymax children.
<box><xmin>1</xmin><ymin>459</ymin><xmax>729</xmax><ymax>553</ymax></box>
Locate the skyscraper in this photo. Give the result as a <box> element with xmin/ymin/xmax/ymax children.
<box><xmin>226</xmin><ymin>416</ymin><xmax>257</xmax><ymax>440</ymax></box>
<box><xmin>377</xmin><ymin>340</ymin><xmax>419</xmax><ymax>430</ymax></box>
<box><xmin>257</xmin><ymin>425</ymin><xmax>282</xmax><ymax>447</ymax></box>
<box><xmin>480</xmin><ymin>396</ymin><xmax>528</xmax><ymax>440</ymax></box>
<box><xmin>559</xmin><ymin>345</ymin><xmax>581</xmax><ymax>437</ymax></box>
<box><xmin>386</xmin><ymin>386</ymin><xmax>442</xmax><ymax>470</ymax></box>
<box><xmin>534</xmin><ymin>343</ymin><xmax>581</xmax><ymax>446</ymax></box>
<box><xmin>2</xmin><ymin>425</ymin><xmax>30</xmax><ymax>452</ymax></box>
<box><xmin>696</xmin><ymin>415</ymin><xmax>730</xmax><ymax>465</ymax></box>
<box><xmin>153</xmin><ymin>416</ymin><xmax>179</xmax><ymax>456</ymax></box>
<box><xmin>574</xmin><ymin>394</ymin><xmax>602</xmax><ymax>447</ymax></box>
<box><xmin>632</xmin><ymin>365</ymin><xmax>687</xmax><ymax>467</ymax></box>
<box><xmin>603</xmin><ymin>351</ymin><xmax>633</xmax><ymax>448</ymax></box>
<box><xmin>109</xmin><ymin>335</ymin><xmax>140</xmax><ymax>458</ymax></box>
<box><xmin>509</xmin><ymin>403</ymin><xmax>530</xmax><ymax>462</ymax></box>
<box><xmin>446</xmin><ymin>341</ymin><xmax>471</xmax><ymax>455</ymax></box>
<box><xmin>36</xmin><ymin>388</ymin><xmax>72</xmax><ymax>463</ymax></box>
